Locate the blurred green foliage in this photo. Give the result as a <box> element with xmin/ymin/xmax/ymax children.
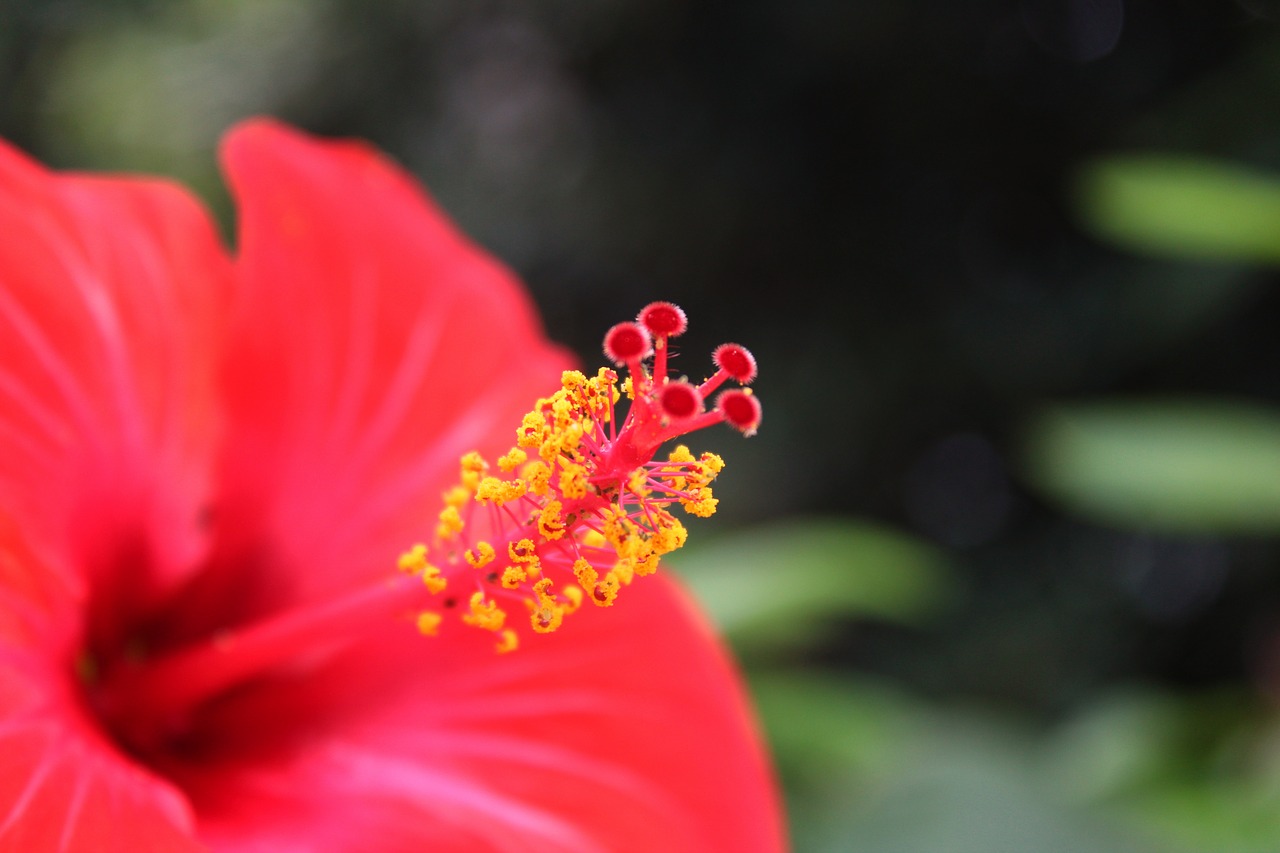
<box><xmin>1025</xmin><ymin>401</ymin><xmax>1280</xmax><ymax>533</ymax></box>
<box><xmin>672</xmin><ymin>519</ymin><xmax>954</xmax><ymax>657</ymax></box>
<box><xmin>7</xmin><ymin>0</ymin><xmax>1280</xmax><ymax>850</ymax></box>
<box><xmin>1079</xmin><ymin>157</ymin><xmax>1280</xmax><ymax>263</ymax></box>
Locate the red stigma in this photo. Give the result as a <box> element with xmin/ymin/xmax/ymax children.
<box><xmin>603</xmin><ymin>322</ymin><xmax>652</xmax><ymax>364</ymax></box>
<box><xmin>717</xmin><ymin>390</ymin><xmax>762</xmax><ymax>436</ymax></box>
<box><xmin>659</xmin><ymin>381</ymin><xmax>703</xmax><ymax>420</ymax></box>
<box><xmin>638</xmin><ymin>301</ymin><xmax>688</xmax><ymax>338</ymax></box>
<box><xmin>713</xmin><ymin>344</ymin><xmax>757</xmax><ymax>384</ymax></box>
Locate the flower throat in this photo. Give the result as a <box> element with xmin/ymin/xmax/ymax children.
<box><xmin>397</xmin><ymin>300</ymin><xmax>761</xmax><ymax>653</ymax></box>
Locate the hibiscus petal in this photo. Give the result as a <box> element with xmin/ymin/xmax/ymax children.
<box><xmin>0</xmin><ymin>524</ymin><xmax>202</xmax><ymax>853</ymax></box>
<box><xmin>161</xmin><ymin>574</ymin><xmax>785</xmax><ymax>853</ymax></box>
<box><xmin>0</xmin><ymin>140</ymin><xmax>230</xmax><ymax>640</ymax></box>
<box><xmin>0</xmin><ymin>720</ymin><xmax>202</xmax><ymax>853</ymax></box>
<box><xmin>210</xmin><ymin>119</ymin><xmax>572</xmax><ymax>619</ymax></box>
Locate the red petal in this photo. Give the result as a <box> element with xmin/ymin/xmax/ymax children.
<box><xmin>0</xmin><ymin>525</ymin><xmax>202</xmax><ymax>853</ymax></box>
<box><xmin>0</xmin><ymin>140</ymin><xmax>230</xmax><ymax>637</ymax></box>
<box><xmin>210</xmin><ymin>120</ymin><xmax>572</xmax><ymax>619</ymax></box>
<box><xmin>161</xmin><ymin>575</ymin><xmax>784</xmax><ymax>853</ymax></box>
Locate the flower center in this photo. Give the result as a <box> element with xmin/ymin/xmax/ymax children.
<box><xmin>396</xmin><ymin>300</ymin><xmax>761</xmax><ymax>652</ymax></box>
<box><xmin>80</xmin><ymin>302</ymin><xmax>760</xmax><ymax>752</ymax></box>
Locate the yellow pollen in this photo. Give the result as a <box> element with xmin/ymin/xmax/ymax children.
<box><xmin>476</xmin><ymin>476</ymin><xmax>527</xmax><ymax>505</ymax></box>
<box><xmin>464</xmin><ymin>541</ymin><xmax>496</xmax><ymax>568</ymax></box>
<box><xmin>613</xmin><ymin>559</ymin><xmax>636</xmax><ymax>586</ymax></box>
<box><xmin>495</xmin><ymin>629</ymin><xmax>519</xmax><ymax>654</ymax></box>
<box><xmin>563</xmin><ymin>585</ymin><xmax>584</xmax><ymax>613</ymax></box>
<box><xmin>501</xmin><ymin>564</ymin><xmax>528</xmax><ymax>589</ymax></box>
<box><xmin>416</xmin><ymin>611</ymin><xmax>442</xmax><ymax>636</ymax></box>
<box><xmin>538</xmin><ymin>501</ymin><xmax>567</xmax><ymax>540</ymax></box>
<box><xmin>460</xmin><ymin>451</ymin><xmax>489</xmax><ymax>491</ymax></box>
<box><xmin>397</xmin><ymin>543</ymin><xmax>429</xmax><ymax>574</ymax></box>
<box><xmin>634</xmin><ymin>553</ymin><xmax>660</xmax><ymax>577</ymax></box>
<box><xmin>421</xmin><ymin>564</ymin><xmax>448</xmax><ymax>594</ymax></box>
<box><xmin>572</xmin><ymin>558</ymin><xmax>598</xmax><ymax>590</ymax></box>
<box><xmin>681</xmin><ymin>487</ymin><xmax>719</xmax><ymax>518</ymax></box>
<box><xmin>528</xmin><ymin>578</ymin><xmax>565</xmax><ymax>633</ymax></box>
<box><xmin>627</xmin><ymin>468</ymin><xmax>651</xmax><ymax>497</ymax></box>
<box><xmin>522</xmin><ymin>460</ymin><xmax>552</xmax><ymax>496</ymax></box>
<box><xmin>443</xmin><ymin>485</ymin><xmax>470</xmax><ymax>508</ymax></box>
<box><xmin>653</xmin><ymin>517</ymin><xmax>688</xmax><ymax>555</ymax></box>
<box><xmin>436</xmin><ymin>505</ymin><xmax>464</xmax><ymax>539</ymax></box>
<box><xmin>498</xmin><ymin>447</ymin><xmax>527</xmax><ymax>471</ymax></box>
<box><xmin>508</xmin><ymin>538</ymin><xmax>539</xmax><ymax>564</ymax></box>
<box><xmin>517</xmin><ymin>412</ymin><xmax>546</xmax><ymax>448</ymax></box>
<box><xmin>700</xmin><ymin>452</ymin><xmax>725</xmax><ymax>475</ymax></box>
<box><xmin>592</xmin><ymin>572</ymin><xmax>620</xmax><ymax>606</ymax></box>
<box><xmin>561</xmin><ymin>369</ymin><xmax>588</xmax><ymax>393</ymax></box>
<box><xmin>461</xmin><ymin>591</ymin><xmax>507</xmax><ymax>632</ymax></box>
<box><xmin>558</xmin><ymin>462</ymin><xmax>588</xmax><ymax>499</ymax></box>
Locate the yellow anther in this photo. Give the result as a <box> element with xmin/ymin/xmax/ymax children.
<box><xmin>571</xmin><ymin>555</ymin><xmax>619</xmax><ymax>607</ymax></box>
<box><xmin>498</xmin><ymin>447</ymin><xmax>528</xmax><ymax>472</ymax></box>
<box><xmin>633</xmin><ymin>552</ymin><xmax>660</xmax><ymax>577</ymax></box>
<box><xmin>517</xmin><ymin>412</ymin><xmax>546</xmax><ymax>448</ymax></box>
<box><xmin>580</xmin><ymin>529</ymin><xmax>607</xmax><ymax>550</ymax></box>
<box><xmin>436</xmin><ymin>505</ymin><xmax>464</xmax><ymax>539</ymax></box>
<box><xmin>558</xmin><ymin>462</ymin><xmax>588</xmax><ymax>500</ymax></box>
<box><xmin>495</xmin><ymin>629</ymin><xmax>519</xmax><ymax>654</ymax></box>
<box><xmin>572</xmin><ymin>558</ymin><xmax>598</xmax><ymax>590</ymax></box>
<box><xmin>681</xmin><ymin>487</ymin><xmax>718</xmax><ymax>518</ymax></box>
<box><xmin>538</xmin><ymin>501</ymin><xmax>567</xmax><ymax>540</ymax></box>
<box><xmin>551</xmin><ymin>395</ymin><xmax>576</xmax><ymax>430</ymax></box>
<box><xmin>460</xmin><ymin>451</ymin><xmax>489</xmax><ymax>491</ymax></box>
<box><xmin>397</xmin><ymin>543</ymin><xmax>428</xmax><ymax>574</ymax></box>
<box><xmin>442</xmin><ymin>485</ymin><xmax>471</xmax><ymax>508</ymax></box>
<box><xmin>664</xmin><ymin>445</ymin><xmax>697</xmax><ymax>489</ymax></box>
<box><xmin>421</xmin><ymin>564</ymin><xmax>448</xmax><ymax>594</ymax></box>
<box><xmin>668</xmin><ymin>445</ymin><xmax>696</xmax><ymax>465</ymax></box>
<box><xmin>602</xmin><ymin>508</ymin><xmax>637</xmax><ymax>550</ymax></box>
<box><xmin>508</xmin><ymin>538</ymin><xmax>538</xmax><ymax>563</ymax></box>
<box><xmin>462</xmin><ymin>591</ymin><xmax>506</xmax><ymax>632</ymax></box>
<box><xmin>521</xmin><ymin>460</ymin><xmax>552</xmax><ymax>496</ymax></box>
<box><xmin>461</xmin><ymin>450</ymin><xmax>489</xmax><ymax>473</ymax></box>
<box><xmin>539</xmin><ymin>421</ymin><xmax>584</xmax><ymax>463</ymax></box>
<box><xmin>591</xmin><ymin>572</ymin><xmax>620</xmax><ymax>606</ymax></box>
<box><xmin>416</xmin><ymin>611</ymin><xmax>442</xmax><ymax>636</ymax></box>
<box><xmin>653</xmin><ymin>517</ymin><xmax>688</xmax><ymax>555</ymax></box>
<box><xmin>464</xmin><ymin>541</ymin><xmax>496</xmax><ymax>568</ymax></box>
<box><xmin>501</xmin><ymin>564</ymin><xmax>528</xmax><ymax>589</ymax></box>
<box><xmin>627</xmin><ymin>468</ymin><xmax>651</xmax><ymax>497</ymax></box>
<box><xmin>700</xmin><ymin>452</ymin><xmax>725</xmax><ymax>476</ymax></box>
<box><xmin>529</xmin><ymin>578</ymin><xmax>565</xmax><ymax>633</ymax></box>
<box><xmin>476</xmin><ymin>476</ymin><xmax>527</xmax><ymax>505</ymax></box>
<box><xmin>530</xmin><ymin>604</ymin><xmax>564</xmax><ymax>633</ymax></box>
<box><xmin>613</xmin><ymin>559</ymin><xmax>636</xmax><ymax>586</ymax></box>
<box><xmin>563</xmin><ymin>585</ymin><xmax>584</xmax><ymax>613</ymax></box>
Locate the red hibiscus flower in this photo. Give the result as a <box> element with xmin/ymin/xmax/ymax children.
<box><xmin>0</xmin><ymin>119</ymin><xmax>784</xmax><ymax>852</ymax></box>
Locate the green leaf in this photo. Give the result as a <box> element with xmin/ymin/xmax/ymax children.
<box><xmin>1023</xmin><ymin>400</ymin><xmax>1280</xmax><ymax>533</ymax></box>
<box><xmin>1077</xmin><ymin>156</ymin><xmax>1280</xmax><ymax>263</ymax></box>
<box><xmin>755</xmin><ymin>674</ymin><xmax>1167</xmax><ymax>853</ymax></box>
<box><xmin>1044</xmin><ymin>689</ymin><xmax>1280</xmax><ymax>853</ymax></box>
<box><xmin>668</xmin><ymin>518</ymin><xmax>954</xmax><ymax>653</ymax></box>
<box><xmin>749</xmin><ymin>673</ymin><xmax>921</xmax><ymax>779</ymax></box>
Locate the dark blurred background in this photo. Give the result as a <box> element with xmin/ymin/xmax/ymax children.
<box><xmin>7</xmin><ymin>1</ymin><xmax>1280</xmax><ymax>850</ymax></box>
